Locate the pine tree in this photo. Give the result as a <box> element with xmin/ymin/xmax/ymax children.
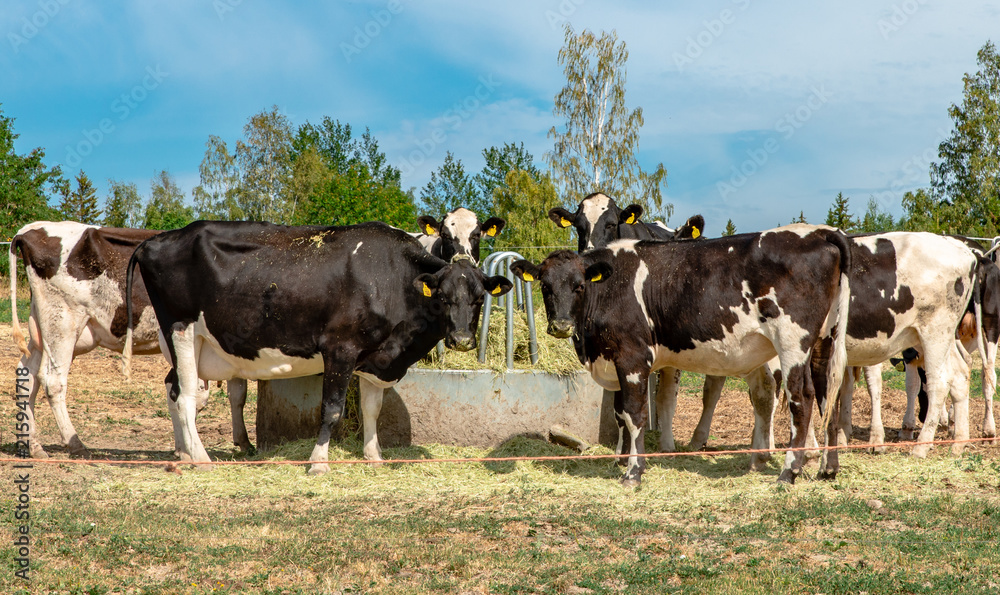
<box><xmin>59</xmin><ymin>171</ymin><xmax>101</xmax><ymax>224</ymax></box>
<box><xmin>722</xmin><ymin>219</ymin><xmax>737</xmax><ymax>236</ymax></box>
<box><xmin>824</xmin><ymin>193</ymin><xmax>857</xmax><ymax>231</ymax></box>
<box><xmin>792</xmin><ymin>211</ymin><xmax>808</xmax><ymax>224</ymax></box>
<box><xmin>419</xmin><ymin>152</ymin><xmax>479</xmax><ymax>218</ymax></box>
<box><xmin>103</xmin><ymin>180</ymin><xmax>144</xmax><ymax>228</ymax></box>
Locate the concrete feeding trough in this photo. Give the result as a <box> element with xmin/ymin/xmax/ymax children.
<box><xmin>255</xmin><ymin>251</ymin><xmax>620</xmax><ymax>452</ymax></box>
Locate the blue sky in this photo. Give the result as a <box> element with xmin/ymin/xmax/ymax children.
<box><xmin>2</xmin><ymin>1</ymin><xmax>998</xmax><ymax>235</ymax></box>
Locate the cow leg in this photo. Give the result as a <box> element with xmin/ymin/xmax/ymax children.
<box><xmin>863</xmin><ymin>364</ymin><xmax>886</xmax><ymax>453</ymax></box>
<box><xmin>308</xmin><ymin>358</ymin><xmax>355</xmax><ymax>475</ymax></box>
<box><xmin>778</xmin><ymin>363</ymin><xmax>815</xmax><ymax>484</ymax></box>
<box><xmin>836</xmin><ymin>367</ymin><xmax>856</xmax><ymax>447</ymax></box>
<box><xmin>226</xmin><ymin>378</ymin><xmax>254</xmax><ymax>454</ymax></box>
<box><xmin>614</xmin><ymin>390</ymin><xmax>628</xmax><ymax>466</ymax></box>
<box><xmin>38</xmin><ymin>332</ymin><xmax>90</xmax><ymax>458</ymax></box>
<box><xmin>358</xmin><ymin>376</ymin><xmax>386</xmax><ymax>462</ymax></box>
<box><xmin>743</xmin><ymin>365</ymin><xmax>776</xmax><ymax>471</ymax></box>
<box><xmin>167</xmin><ymin>323</ymin><xmax>212</xmax><ymax>464</ymax></box>
<box><xmin>901</xmin><ymin>361</ymin><xmax>921</xmax><ymax>441</ymax></box>
<box><xmin>654</xmin><ymin>368</ymin><xmax>681</xmax><ymax>452</ymax></box>
<box><xmin>19</xmin><ymin>350</ymin><xmax>48</xmax><ymax>459</ymax></box>
<box><xmin>616</xmin><ymin>365</ymin><xmax>650</xmax><ymax>488</ymax></box>
<box><xmin>947</xmin><ymin>344</ymin><xmax>972</xmax><ymax>455</ymax></box>
<box><xmin>689</xmin><ymin>375</ymin><xmax>726</xmax><ymax>452</ymax></box>
<box><xmin>911</xmin><ymin>343</ymin><xmax>952</xmax><ymax>458</ymax></box>
<box><xmin>983</xmin><ymin>339</ymin><xmax>998</xmax><ymax>442</ymax></box>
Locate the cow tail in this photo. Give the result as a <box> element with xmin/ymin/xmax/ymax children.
<box><xmin>10</xmin><ymin>238</ymin><xmax>29</xmax><ymax>358</ymax></box>
<box><xmin>821</xmin><ymin>232</ymin><xmax>852</xmax><ymax>434</ymax></box>
<box><xmin>122</xmin><ymin>247</ymin><xmax>141</xmax><ymax>383</ymax></box>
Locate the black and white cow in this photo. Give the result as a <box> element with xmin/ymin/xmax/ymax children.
<box><xmin>548</xmin><ymin>192</ymin><xmax>702</xmax><ymax>252</ymax></box>
<box><xmin>512</xmin><ymin>224</ymin><xmax>853</xmax><ymax>486</ymax></box>
<box><xmin>124</xmin><ymin>220</ymin><xmax>512</xmax><ymax>471</ymax></box>
<box><xmin>414</xmin><ymin>207</ymin><xmax>505</xmax><ymax>263</ymax></box>
<box><xmin>8</xmin><ymin>222</ymin><xmax>253</xmax><ymax>458</ymax></box>
<box><xmin>815</xmin><ymin>232</ymin><xmax>981</xmax><ymax>457</ymax></box>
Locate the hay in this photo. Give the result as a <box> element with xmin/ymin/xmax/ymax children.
<box><xmin>415</xmin><ymin>297</ymin><xmax>581</xmax><ymax>376</ymax></box>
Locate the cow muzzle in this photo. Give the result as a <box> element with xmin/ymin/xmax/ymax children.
<box><xmin>547</xmin><ymin>319</ymin><xmax>575</xmax><ymax>339</ymax></box>
<box><xmin>447</xmin><ymin>331</ymin><xmax>477</xmax><ymax>352</ymax></box>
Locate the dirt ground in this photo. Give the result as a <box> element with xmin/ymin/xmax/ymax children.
<box><xmin>1</xmin><ymin>322</ymin><xmax>994</xmax><ymax>460</ymax></box>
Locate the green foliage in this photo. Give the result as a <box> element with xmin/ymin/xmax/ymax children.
<box><xmin>192</xmin><ymin>135</ymin><xmax>242</xmax><ymax>221</ymax></box>
<box><xmin>235</xmin><ymin>105</ymin><xmax>295</xmax><ymax>223</ymax></box>
<box><xmin>0</xmin><ymin>105</ymin><xmax>61</xmax><ymax>240</ymax></box>
<box><xmin>928</xmin><ymin>41</ymin><xmax>1000</xmax><ymax>236</ymax></box>
<box><xmin>791</xmin><ymin>210</ymin><xmax>808</xmax><ymax>224</ymax></box>
<box><xmin>292</xmin><ymin>117</ymin><xmax>415</xmax><ymax>227</ymax></box>
<box><xmin>475</xmin><ymin>142</ymin><xmax>541</xmax><ymax>217</ymax></box>
<box><xmin>902</xmin><ymin>41</ymin><xmax>1000</xmax><ymax>235</ymax></box>
<box><xmin>419</xmin><ymin>152</ymin><xmax>482</xmax><ymax>220</ymax></box>
<box><xmin>547</xmin><ymin>24</ymin><xmax>670</xmax><ymax>220</ymax></box>
<box><xmin>102</xmin><ymin>180</ymin><xmax>144</xmax><ymax>228</ymax></box>
<box><xmin>143</xmin><ymin>170</ymin><xmax>194</xmax><ymax>230</ymax></box>
<box><xmin>858</xmin><ymin>197</ymin><xmax>897</xmax><ymax>232</ymax></box>
<box><xmin>722</xmin><ymin>219</ymin><xmax>736</xmax><ymax>236</ymax></box>
<box><xmin>58</xmin><ymin>170</ymin><xmax>102</xmax><ymax>224</ymax></box>
<box><xmin>824</xmin><ymin>192</ymin><xmax>858</xmax><ymax>231</ymax></box>
<box><xmin>492</xmin><ymin>169</ymin><xmax>574</xmax><ymax>263</ymax></box>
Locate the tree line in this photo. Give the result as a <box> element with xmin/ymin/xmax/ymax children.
<box><xmin>3</xmin><ymin>34</ymin><xmax>998</xmax><ymax>250</ymax></box>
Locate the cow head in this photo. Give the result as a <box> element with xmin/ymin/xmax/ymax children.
<box><xmin>414</xmin><ymin>261</ymin><xmax>513</xmax><ymax>350</ymax></box>
<box><xmin>671</xmin><ymin>215</ymin><xmax>704</xmax><ymax>240</ymax></box>
<box><xmin>511</xmin><ymin>251</ymin><xmax>612</xmax><ymax>339</ymax></box>
<box><xmin>417</xmin><ymin>207</ymin><xmax>505</xmax><ymax>264</ymax></box>
<box><xmin>548</xmin><ymin>193</ymin><xmax>637</xmax><ymax>252</ymax></box>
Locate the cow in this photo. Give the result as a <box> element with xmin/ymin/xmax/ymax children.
<box><xmin>414</xmin><ymin>207</ymin><xmax>505</xmax><ymax>264</ymax></box>
<box><xmin>124</xmin><ymin>220</ymin><xmax>512</xmax><ymax>472</ymax></box>
<box><xmin>548</xmin><ymin>192</ymin><xmax>701</xmax><ymax>252</ymax></box>
<box><xmin>511</xmin><ymin>224</ymin><xmax>853</xmax><ymax>486</ymax></box>
<box><xmin>549</xmin><ymin>193</ymin><xmax>719</xmax><ymax>452</ymax></box>
<box><xmin>8</xmin><ymin>222</ymin><xmax>255</xmax><ymax>459</ymax></box>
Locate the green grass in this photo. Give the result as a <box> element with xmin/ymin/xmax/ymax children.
<box><xmin>0</xmin><ymin>297</ymin><xmax>29</xmax><ymax>326</ymax></box>
<box><xmin>2</xmin><ymin>437</ymin><xmax>999</xmax><ymax>594</ymax></box>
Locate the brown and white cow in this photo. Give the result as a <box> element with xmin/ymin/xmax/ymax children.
<box><xmin>9</xmin><ymin>221</ymin><xmax>253</xmax><ymax>458</ymax></box>
<box><xmin>513</xmin><ymin>224</ymin><xmax>853</xmax><ymax>486</ymax></box>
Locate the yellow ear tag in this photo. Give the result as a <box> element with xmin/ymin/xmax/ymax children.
<box><xmin>625</xmin><ymin>214</ymin><xmax>636</xmax><ymax>224</ymax></box>
<box><xmin>590</xmin><ymin>273</ymin><xmax>602</xmax><ymax>283</ymax></box>
<box><xmin>691</xmin><ymin>227</ymin><xmax>701</xmax><ymax>239</ymax></box>
<box><xmin>490</xmin><ymin>285</ymin><xmax>503</xmax><ymax>295</ymax></box>
<box><xmin>425</xmin><ymin>224</ymin><xmax>436</xmax><ymax>235</ymax></box>
<box><xmin>422</xmin><ymin>283</ymin><xmax>433</xmax><ymax>297</ymax></box>
<box><xmin>560</xmin><ymin>218</ymin><xmax>572</xmax><ymax>228</ymax></box>
<box><xmin>895</xmin><ymin>361</ymin><xmax>905</xmax><ymax>373</ymax></box>
<box><xmin>486</xmin><ymin>225</ymin><xmax>497</xmax><ymax>237</ymax></box>
<box><xmin>521</xmin><ymin>272</ymin><xmax>534</xmax><ymax>282</ymax></box>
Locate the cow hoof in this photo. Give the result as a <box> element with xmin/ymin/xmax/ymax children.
<box><xmin>817</xmin><ymin>469</ymin><xmax>838</xmax><ymax>481</ymax></box>
<box><xmin>237</xmin><ymin>442</ymin><xmax>257</xmax><ymax>456</ymax></box>
<box><xmin>620</xmin><ymin>478</ymin><xmax>641</xmax><ymax>490</ymax></box>
<box><xmin>950</xmin><ymin>444</ymin><xmax>966</xmax><ymax>456</ymax></box>
<box><xmin>776</xmin><ymin>470</ymin><xmax>797</xmax><ymax>484</ymax></box>
<box><xmin>911</xmin><ymin>444</ymin><xmax>931</xmax><ymax>458</ymax></box>
<box><xmin>868</xmin><ymin>445</ymin><xmax>887</xmax><ymax>455</ymax></box>
<box><xmin>899</xmin><ymin>428</ymin><xmax>916</xmax><ymax>442</ymax></box>
<box><xmin>615</xmin><ymin>457</ymin><xmax>628</xmax><ymax>467</ymax></box>
<box><xmin>69</xmin><ymin>445</ymin><xmax>92</xmax><ymax>459</ymax></box>
<box><xmin>804</xmin><ymin>449</ymin><xmax>822</xmax><ymax>461</ymax></box>
<box><xmin>750</xmin><ymin>452</ymin><xmax>771</xmax><ymax>472</ymax></box>
<box><xmin>30</xmin><ymin>446</ymin><xmax>49</xmax><ymax>459</ymax></box>
<box><xmin>308</xmin><ymin>463</ymin><xmax>330</xmax><ymax>475</ymax></box>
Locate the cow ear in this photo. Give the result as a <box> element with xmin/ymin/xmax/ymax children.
<box><xmin>548</xmin><ymin>208</ymin><xmax>575</xmax><ymax>229</ymax></box>
<box><xmin>509</xmin><ymin>260</ymin><xmax>541</xmax><ymax>283</ymax></box>
<box><xmin>483</xmin><ymin>275</ymin><xmax>514</xmax><ymax>296</ymax></box>
<box><xmin>619</xmin><ymin>205</ymin><xmax>643</xmax><ymax>226</ymax></box>
<box><xmin>480</xmin><ymin>217</ymin><xmax>506</xmax><ymax>238</ymax></box>
<box><xmin>675</xmin><ymin>214</ymin><xmax>705</xmax><ymax>240</ymax></box>
<box><xmin>417</xmin><ymin>216</ymin><xmax>441</xmax><ymax>236</ymax></box>
<box><xmin>584</xmin><ymin>262</ymin><xmax>613</xmax><ymax>284</ymax></box>
<box><xmin>414</xmin><ymin>273</ymin><xmax>439</xmax><ymax>297</ymax></box>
